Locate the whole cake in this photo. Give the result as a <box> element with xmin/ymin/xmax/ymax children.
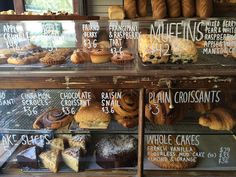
<box><xmin>95</xmin><ymin>135</ymin><xmax>138</xmax><ymax>169</ymax></box>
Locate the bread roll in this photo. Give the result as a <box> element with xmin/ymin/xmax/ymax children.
<box><xmin>137</xmin><ymin>0</ymin><xmax>148</xmax><ymax>17</ymax></box>
<box><xmin>124</xmin><ymin>0</ymin><xmax>137</xmax><ymax>19</ymax></box>
<box><xmin>166</xmin><ymin>0</ymin><xmax>181</xmax><ymax>18</ymax></box>
<box><xmin>182</xmin><ymin>0</ymin><xmax>196</xmax><ymax>17</ymax></box>
<box><xmin>108</xmin><ymin>6</ymin><xmax>125</xmax><ymax>20</ymax></box>
<box><xmin>196</xmin><ymin>0</ymin><xmax>213</xmax><ymax>18</ymax></box>
<box><xmin>151</xmin><ymin>0</ymin><xmax>167</xmax><ymax>19</ymax></box>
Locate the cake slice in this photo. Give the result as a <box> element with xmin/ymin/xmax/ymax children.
<box><xmin>62</xmin><ymin>147</ymin><xmax>83</xmax><ymax>172</ymax></box>
<box><xmin>68</xmin><ymin>135</ymin><xmax>91</xmax><ymax>155</ymax></box>
<box><xmin>50</xmin><ymin>138</ymin><xmax>67</xmax><ymax>151</ymax></box>
<box><xmin>16</xmin><ymin>146</ymin><xmax>38</xmax><ymax>169</ymax></box>
<box><xmin>39</xmin><ymin>150</ymin><xmax>61</xmax><ymax>173</ymax></box>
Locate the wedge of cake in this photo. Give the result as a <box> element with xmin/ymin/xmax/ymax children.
<box><xmin>39</xmin><ymin>150</ymin><xmax>61</xmax><ymax>173</ymax></box>
<box><xmin>50</xmin><ymin>138</ymin><xmax>66</xmax><ymax>151</ymax></box>
<box><xmin>62</xmin><ymin>147</ymin><xmax>83</xmax><ymax>172</ymax></box>
<box><xmin>16</xmin><ymin>146</ymin><xmax>38</xmax><ymax>169</ymax></box>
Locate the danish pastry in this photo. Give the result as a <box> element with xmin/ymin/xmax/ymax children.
<box><xmin>33</xmin><ymin>109</ymin><xmax>73</xmax><ymax>130</ymax></box>
<box><xmin>113</xmin><ymin>90</ymin><xmax>139</xmax><ymax>128</ymax></box>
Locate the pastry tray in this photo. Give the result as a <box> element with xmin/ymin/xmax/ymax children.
<box><xmin>1</xmin><ymin>135</ymin><xmax>139</xmax><ymax>173</ymax></box>
<box><xmin>139</xmin><ymin>50</ymin><xmax>236</xmax><ymax>70</ymax></box>
<box><xmin>0</xmin><ymin>89</ymin><xmax>138</xmax><ymax>134</ymax></box>
<box><xmin>144</xmin><ymin>134</ymin><xmax>236</xmax><ymax>171</ymax></box>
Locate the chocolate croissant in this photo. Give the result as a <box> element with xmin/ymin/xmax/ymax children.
<box><xmin>151</xmin><ymin>0</ymin><xmax>167</xmax><ymax>19</ymax></box>
<box><xmin>137</xmin><ymin>0</ymin><xmax>148</xmax><ymax>17</ymax></box>
<box><xmin>196</xmin><ymin>0</ymin><xmax>213</xmax><ymax>18</ymax></box>
<box><xmin>166</xmin><ymin>0</ymin><xmax>181</xmax><ymax>18</ymax></box>
<box><xmin>182</xmin><ymin>0</ymin><xmax>196</xmax><ymax>18</ymax></box>
<box><xmin>124</xmin><ymin>0</ymin><xmax>137</xmax><ymax>19</ymax></box>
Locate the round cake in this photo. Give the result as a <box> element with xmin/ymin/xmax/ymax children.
<box><xmin>95</xmin><ymin>135</ymin><xmax>138</xmax><ymax>169</ymax></box>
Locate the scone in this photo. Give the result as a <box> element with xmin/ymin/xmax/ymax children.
<box><xmin>39</xmin><ymin>150</ymin><xmax>61</xmax><ymax>173</ymax></box>
<box><xmin>168</xmin><ymin>37</ymin><xmax>198</xmax><ymax>63</ymax></box>
<box><xmin>138</xmin><ymin>34</ymin><xmax>170</xmax><ymax>64</ymax></box>
<box><xmin>74</xmin><ymin>102</ymin><xmax>111</xmax><ymax>129</ymax></box>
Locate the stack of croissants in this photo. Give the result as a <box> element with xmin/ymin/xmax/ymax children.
<box><xmin>145</xmin><ymin>90</ymin><xmax>236</xmax><ymax>131</ymax></box>
<box><xmin>124</xmin><ymin>0</ymin><xmax>214</xmax><ymax>19</ymax></box>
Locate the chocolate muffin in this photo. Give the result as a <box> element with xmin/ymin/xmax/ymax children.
<box><xmin>95</xmin><ymin>135</ymin><xmax>138</xmax><ymax>169</ymax></box>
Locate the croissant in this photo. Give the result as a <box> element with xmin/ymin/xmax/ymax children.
<box><xmin>181</xmin><ymin>0</ymin><xmax>196</xmax><ymax>18</ymax></box>
<box><xmin>166</xmin><ymin>0</ymin><xmax>181</xmax><ymax>18</ymax></box>
<box><xmin>151</xmin><ymin>0</ymin><xmax>167</xmax><ymax>19</ymax></box>
<box><xmin>196</xmin><ymin>0</ymin><xmax>213</xmax><ymax>18</ymax></box>
<box><xmin>199</xmin><ymin>107</ymin><xmax>236</xmax><ymax>131</ymax></box>
<box><xmin>137</xmin><ymin>0</ymin><xmax>148</xmax><ymax>17</ymax></box>
<box><xmin>124</xmin><ymin>0</ymin><xmax>137</xmax><ymax>19</ymax></box>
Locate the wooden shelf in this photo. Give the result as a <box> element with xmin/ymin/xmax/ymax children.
<box><xmin>0</xmin><ymin>15</ymin><xmax>99</xmax><ymax>21</ymax></box>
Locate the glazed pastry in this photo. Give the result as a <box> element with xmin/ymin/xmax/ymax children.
<box><xmin>124</xmin><ymin>0</ymin><xmax>137</xmax><ymax>19</ymax></box>
<box><xmin>111</xmin><ymin>50</ymin><xmax>134</xmax><ymax>65</ymax></box>
<box><xmin>166</xmin><ymin>0</ymin><xmax>181</xmax><ymax>18</ymax></box>
<box><xmin>74</xmin><ymin>102</ymin><xmax>111</xmax><ymax>129</ymax></box>
<box><xmin>39</xmin><ymin>150</ymin><xmax>61</xmax><ymax>173</ymax></box>
<box><xmin>7</xmin><ymin>49</ymin><xmax>46</xmax><ymax>65</ymax></box>
<box><xmin>151</xmin><ymin>0</ymin><xmax>167</xmax><ymax>19</ymax></box>
<box><xmin>68</xmin><ymin>135</ymin><xmax>91</xmax><ymax>155</ymax></box>
<box><xmin>113</xmin><ymin>90</ymin><xmax>139</xmax><ymax>128</ymax></box>
<box><xmin>96</xmin><ymin>135</ymin><xmax>138</xmax><ymax>169</ymax></box>
<box><xmin>108</xmin><ymin>6</ymin><xmax>125</xmax><ymax>20</ymax></box>
<box><xmin>62</xmin><ymin>148</ymin><xmax>84</xmax><ymax>172</ymax></box>
<box><xmin>168</xmin><ymin>37</ymin><xmax>198</xmax><ymax>63</ymax></box>
<box><xmin>33</xmin><ymin>109</ymin><xmax>73</xmax><ymax>130</ymax></box>
<box><xmin>90</xmin><ymin>48</ymin><xmax>112</xmax><ymax>64</ymax></box>
<box><xmin>137</xmin><ymin>0</ymin><xmax>148</xmax><ymax>17</ymax></box>
<box><xmin>147</xmin><ymin>135</ymin><xmax>198</xmax><ymax>169</ymax></box>
<box><xmin>199</xmin><ymin>107</ymin><xmax>236</xmax><ymax>131</ymax></box>
<box><xmin>182</xmin><ymin>0</ymin><xmax>196</xmax><ymax>17</ymax></box>
<box><xmin>40</xmin><ymin>48</ymin><xmax>72</xmax><ymax>65</ymax></box>
<box><xmin>138</xmin><ymin>34</ymin><xmax>170</xmax><ymax>64</ymax></box>
<box><xmin>50</xmin><ymin>138</ymin><xmax>68</xmax><ymax>151</ymax></box>
<box><xmin>196</xmin><ymin>0</ymin><xmax>213</xmax><ymax>18</ymax></box>
<box><xmin>71</xmin><ymin>48</ymin><xmax>91</xmax><ymax>64</ymax></box>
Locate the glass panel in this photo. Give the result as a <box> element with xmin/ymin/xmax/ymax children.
<box><xmin>144</xmin><ymin>80</ymin><xmax>236</xmax><ymax>171</ymax></box>
<box><xmin>0</xmin><ymin>89</ymin><xmax>138</xmax><ymax>173</ymax></box>
<box><xmin>24</xmin><ymin>0</ymin><xmax>73</xmax><ymax>14</ymax></box>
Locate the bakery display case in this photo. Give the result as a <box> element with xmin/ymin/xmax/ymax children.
<box><xmin>0</xmin><ymin>0</ymin><xmax>236</xmax><ymax>177</ymax></box>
